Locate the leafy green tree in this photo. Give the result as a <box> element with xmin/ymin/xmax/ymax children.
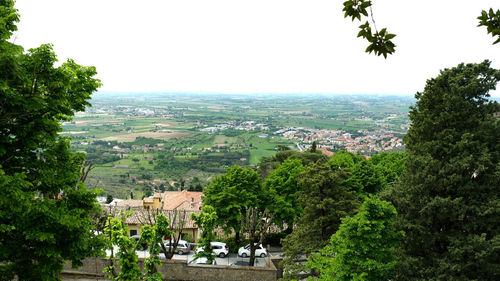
<box><xmin>369</xmin><ymin>152</ymin><xmax>406</xmax><ymax>185</ymax></box>
<box><xmin>347</xmin><ymin>160</ymin><xmax>386</xmax><ymax>194</ymax></box>
<box><xmin>264</xmin><ymin>158</ymin><xmax>304</xmax><ymax>229</ymax></box>
<box><xmin>385</xmin><ymin>61</ymin><xmax>500</xmax><ymax>280</ymax></box>
<box><xmin>328</xmin><ymin>150</ymin><xmax>364</xmax><ymax>170</ymax></box>
<box><xmin>329</xmin><ymin>151</ymin><xmax>386</xmax><ymax>195</ymax></box>
<box><xmin>203</xmin><ymin>165</ymin><xmax>263</xmax><ymax>242</ymax></box>
<box><xmin>191</xmin><ymin>205</ymin><xmax>218</xmax><ymax>264</ymax></box>
<box><xmin>104</xmin><ymin>213</ymin><xmax>172</xmax><ymax>281</ymax></box>
<box><xmin>0</xmin><ymin>2</ymin><xmax>104</xmax><ymax>280</ymax></box>
<box><xmin>259</xmin><ymin>150</ymin><xmax>327</xmax><ymax>179</ymax></box>
<box><xmin>306</xmin><ymin>196</ymin><xmax>404</xmax><ymax>281</ymax></box>
<box><xmin>281</xmin><ymin>161</ymin><xmax>360</xmax><ymax>280</ymax></box>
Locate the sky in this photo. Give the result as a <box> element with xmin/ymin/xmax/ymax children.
<box><xmin>12</xmin><ymin>0</ymin><xmax>500</xmax><ymax>96</ymax></box>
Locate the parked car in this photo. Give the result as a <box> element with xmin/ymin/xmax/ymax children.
<box><xmin>188</xmin><ymin>257</ymin><xmax>217</xmax><ymax>265</ymax></box>
<box><xmin>238</xmin><ymin>244</ymin><xmax>267</xmax><ymax>258</ymax></box>
<box><xmin>163</xmin><ymin>240</ymin><xmax>190</xmax><ymax>255</ymax></box>
<box><xmin>130</xmin><ymin>235</ymin><xmax>148</xmax><ymax>250</ymax></box>
<box><xmin>195</xmin><ymin>242</ymin><xmax>229</xmax><ymax>258</ymax></box>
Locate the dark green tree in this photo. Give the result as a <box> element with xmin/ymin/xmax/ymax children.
<box><xmin>0</xmin><ymin>2</ymin><xmax>104</xmax><ymax>279</ymax></box>
<box><xmin>307</xmin><ymin>196</ymin><xmax>404</xmax><ymax>281</ymax></box>
<box><xmin>281</xmin><ymin>161</ymin><xmax>360</xmax><ymax>280</ymax></box>
<box><xmin>310</xmin><ymin>141</ymin><xmax>317</xmax><ymax>152</ymax></box>
<box><xmin>203</xmin><ymin>165</ymin><xmax>263</xmax><ymax>242</ymax></box>
<box><xmin>385</xmin><ymin>61</ymin><xmax>500</xmax><ymax>280</ymax></box>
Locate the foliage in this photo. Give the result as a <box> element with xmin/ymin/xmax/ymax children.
<box><xmin>203</xmin><ymin>165</ymin><xmax>263</xmax><ymax>241</ymax></box>
<box><xmin>347</xmin><ymin>160</ymin><xmax>386</xmax><ymax>194</ymax></box>
<box><xmin>191</xmin><ymin>205</ymin><xmax>218</xmax><ymax>264</ymax></box>
<box><xmin>142</xmin><ymin>214</ymin><xmax>172</xmax><ymax>281</ymax></box>
<box><xmin>264</xmin><ymin>158</ymin><xmax>305</xmax><ymax>229</ymax></box>
<box><xmin>384</xmin><ymin>61</ymin><xmax>500</xmax><ymax>280</ymax></box>
<box><xmin>103</xmin><ymin>214</ymin><xmax>142</xmax><ymax>281</ymax></box>
<box><xmin>329</xmin><ymin>151</ymin><xmax>388</xmax><ymax>195</ymax></box>
<box><xmin>369</xmin><ymin>152</ymin><xmax>406</xmax><ymax>185</ymax></box>
<box><xmin>104</xmin><ymin>213</ymin><xmax>172</xmax><ymax>281</ymax></box>
<box><xmin>281</xmin><ymin>161</ymin><xmax>360</xmax><ymax>280</ymax></box>
<box><xmin>0</xmin><ymin>2</ymin><xmax>104</xmax><ymax>279</ymax></box>
<box><xmin>306</xmin><ymin>196</ymin><xmax>404</xmax><ymax>281</ymax></box>
<box><xmin>328</xmin><ymin>150</ymin><xmax>364</xmax><ymax>170</ymax></box>
<box><xmin>342</xmin><ymin>0</ymin><xmax>396</xmax><ymax>58</ymax></box>
<box><xmin>259</xmin><ymin>150</ymin><xmax>327</xmax><ymax>179</ymax></box>
<box><xmin>343</xmin><ymin>2</ymin><xmax>500</xmax><ymax>57</ymax></box>
<box><xmin>478</xmin><ymin>8</ymin><xmax>500</xmax><ymax>44</ymax></box>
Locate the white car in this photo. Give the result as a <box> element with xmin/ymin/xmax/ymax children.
<box><xmin>195</xmin><ymin>241</ymin><xmax>229</xmax><ymax>258</ymax></box>
<box><xmin>238</xmin><ymin>243</ymin><xmax>267</xmax><ymax>258</ymax></box>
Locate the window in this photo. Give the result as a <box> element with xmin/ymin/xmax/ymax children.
<box><xmin>130</xmin><ymin>230</ymin><xmax>137</xmax><ymax>236</ymax></box>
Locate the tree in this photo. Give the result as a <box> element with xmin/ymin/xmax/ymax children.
<box><xmin>328</xmin><ymin>150</ymin><xmax>364</xmax><ymax>170</ymax></box>
<box><xmin>306</xmin><ymin>196</ymin><xmax>404</xmax><ymax>281</ymax></box>
<box><xmin>329</xmin><ymin>151</ymin><xmax>386</xmax><ymax>195</ymax></box>
<box><xmin>104</xmin><ymin>213</ymin><xmax>172</xmax><ymax>281</ymax></box>
<box><xmin>369</xmin><ymin>152</ymin><xmax>406</xmax><ymax>185</ymax></box>
<box><xmin>106</xmin><ymin>194</ymin><xmax>114</xmax><ymax>204</ymax></box>
<box><xmin>240</xmin><ymin>207</ymin><xmax>274</xmax><ymax>266</ymax></box>
<box><xmin>191</xmin><ymin>205</ymin><xmax>218</xmax><ymax>264</ymax></box>
<box><xmin>0</xmin><ymin>2</ymin><xmax>104</xmax><ymax>279</ymax></box>
<box><xmin>385</xmin><ymin>61</ymin><xmax>500</xmax><ymax>280</ymax></box>
<box><xmin>310</xmin><ymin>141</ymin><xmax>317</xmax><ymax>153</ymax></box>
<box><xmin>131</xmin><ymin>208</ymin><xmax>190</xmax><ymax>259</ymax></box>
<box><xmin>264</xmin><ymin>158</ymin><xmax>304</xmax><ymax>229</ymax></box>
<box><xmin>347</xmin><ymin>159</ymin><xmax>386</xmax><ymax>194</ymax></box>
<box><xmin>203</xmin><ymin>165</ymin><xmax>263</xmax><ymax>242</ymax></box>
<box><xmin>281</xmin><ymin>161</ymin><xmax>360</xmax><ymax>280</ymax></box>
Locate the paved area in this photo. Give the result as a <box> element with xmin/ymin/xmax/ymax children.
<box><xmin>106</xmin><ymin>247</ymin><xmax>276</xmax><ymax>267</ymax></box>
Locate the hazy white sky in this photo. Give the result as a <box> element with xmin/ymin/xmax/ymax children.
<box><xmin>12</xmin><ymin>0</ymin><xmax>500</xmax><ymax>96</ymax></box>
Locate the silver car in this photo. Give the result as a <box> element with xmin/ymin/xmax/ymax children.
<box><xmin>164</xmin><ymin>239</ymin><xmax>190</xmax><ymax>255</ymax></box>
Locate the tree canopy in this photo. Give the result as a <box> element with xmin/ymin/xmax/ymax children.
<box><xmin>264</xmin><ymin>158</ymin><xmax>304</xmax><ymax>229</ymax></box>
<box><xmin>0</xmin><ymin>1</ymin><xmax>103</xmax><ymax>279</ymax></box>
<box><xmin>307</xmin><ymin>196</ymin><xmax>404</xmax><ymax>281</ymax></box>
<box><xmin>202</xmin><ymin>165</ymin><xmax>264</xmax><ymax>241</ymax></box>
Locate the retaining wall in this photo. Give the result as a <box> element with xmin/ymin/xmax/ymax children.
<box><xmin>62</xmin><ymin>257</ymin><xmax>277</xmax><ymax>281</ymax></box>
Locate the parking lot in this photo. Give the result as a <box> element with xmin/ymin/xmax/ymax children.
<box><xmin>107</xmin><ymin>247</ymin><xmax>276</xmax><ymax>267</ymax></box>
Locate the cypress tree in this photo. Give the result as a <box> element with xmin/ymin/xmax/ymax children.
<box><xmin>386</xmin><ymin>61</ymin><xmax>500</xmax><ymax>280</ymax></box>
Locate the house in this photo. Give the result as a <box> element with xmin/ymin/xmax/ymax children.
<box><xmin>116</xmin><ymin>190</ymin><xmax>204</xmax><ymax>240</ymax></box>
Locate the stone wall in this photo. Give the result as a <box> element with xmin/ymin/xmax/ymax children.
<box><xmin>62</xmin><ymin>257</ymin><xmax>277</xmax><ymax>281</ymax></box>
